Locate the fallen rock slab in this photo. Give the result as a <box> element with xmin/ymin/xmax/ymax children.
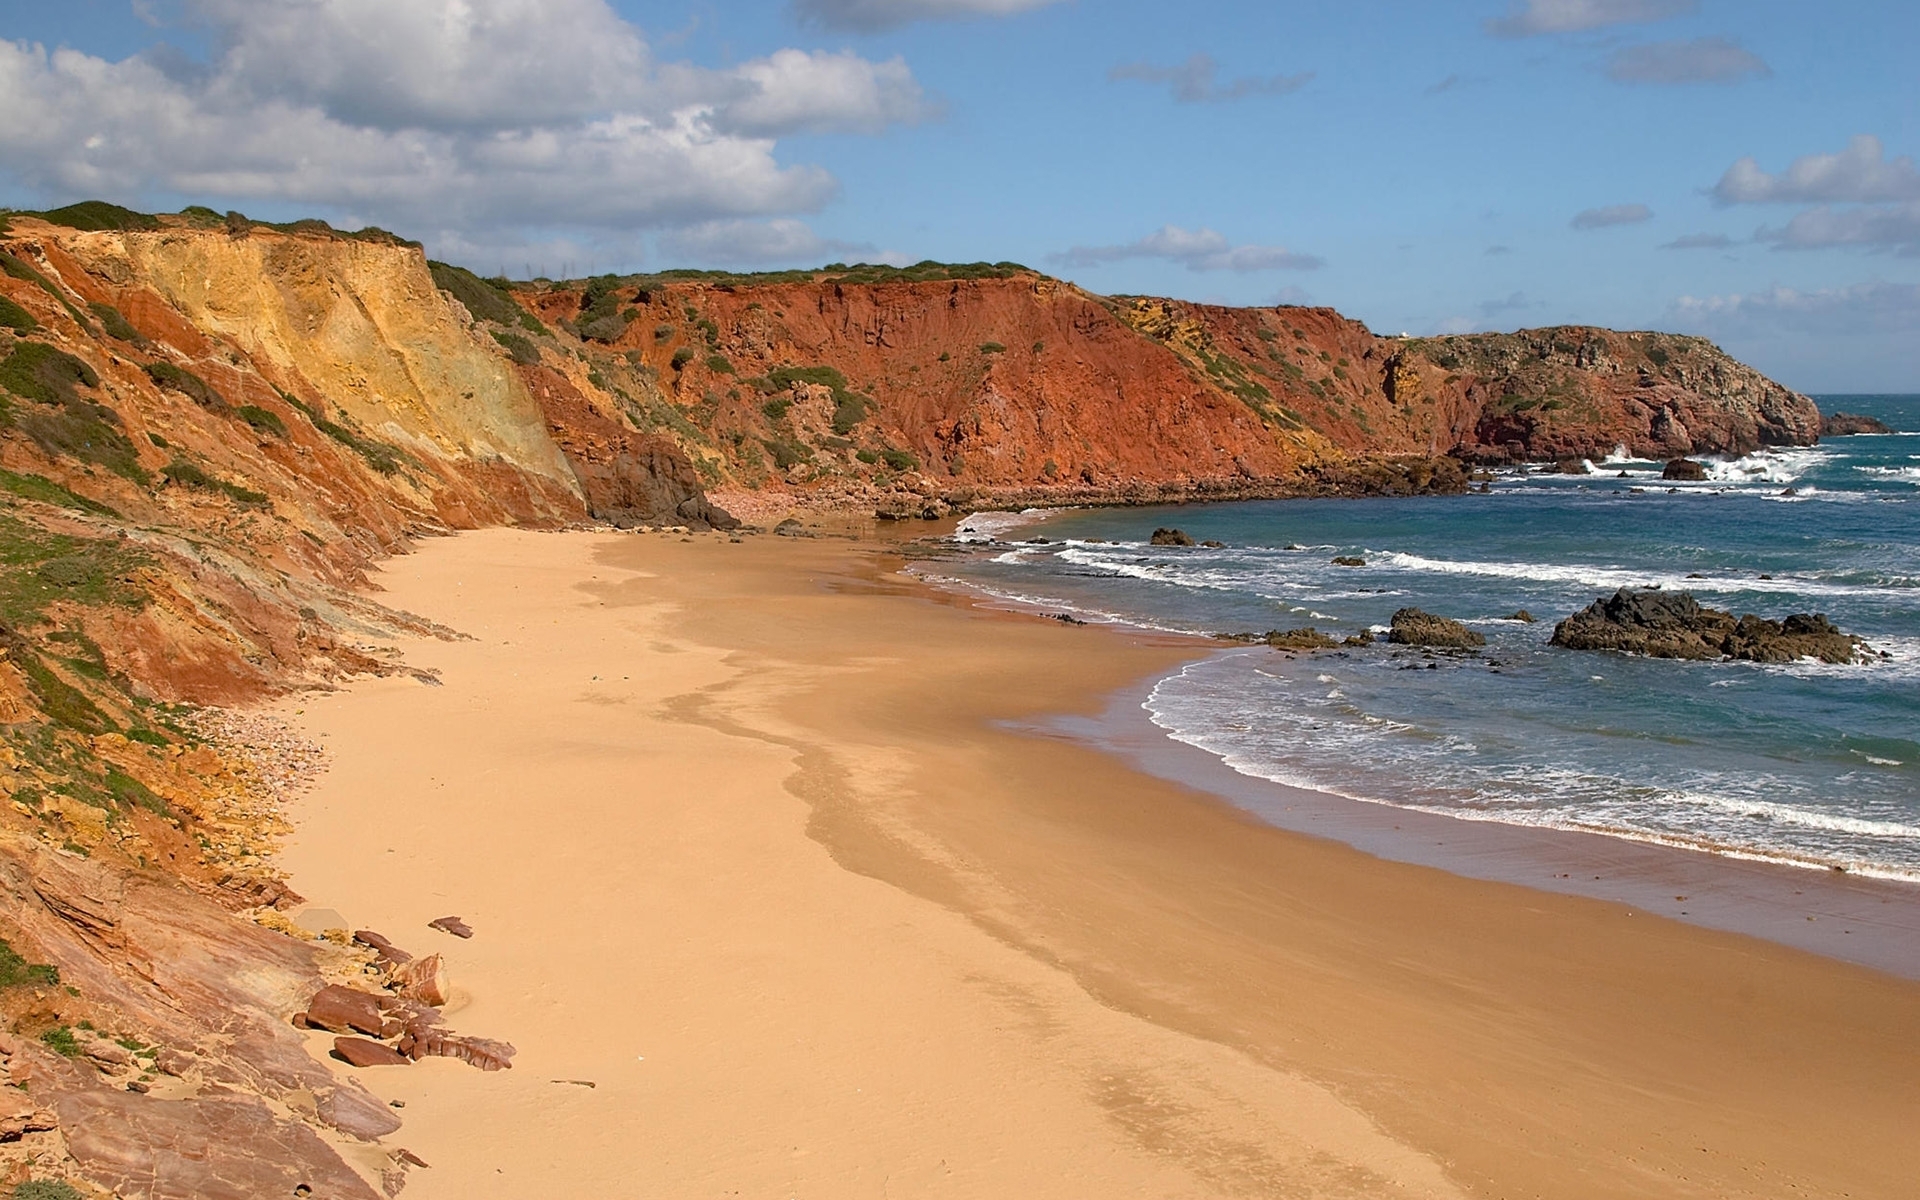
<box><xmin>428</xmin><ymin>915</ymin><xmax>473</xmax><ymax>939</ymax></box>
<box><xmin>303</xmin><ymin>985</ymin><xmax>386</xmax><ymax>1036</ymax></box>
<box><xmin>1388</xmin><ymin>608</ymin><xmax>1486</xmax><ymax>648</ymax></box>
<box><xmin>331</xmin><ymin>1038</ymin><xmax>411</xmax><ymax>1069</ymax></box>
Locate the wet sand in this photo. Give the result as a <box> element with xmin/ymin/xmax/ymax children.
<box><xmin>280</xmin><ymin>526</ymin><xmax>1920</xmax><ymax>1199</ymax></box>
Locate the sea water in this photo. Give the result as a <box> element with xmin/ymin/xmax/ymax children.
<box><xmin>929</xmin><ymin>396</ymin><xmax>1920</xmax><ymax>882</ymax></box>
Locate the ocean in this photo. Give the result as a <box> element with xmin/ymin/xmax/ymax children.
<box><xmin>927</xmin><ymin>395</ymin><xmax>1920</xmax><ymax>884</ymax></box>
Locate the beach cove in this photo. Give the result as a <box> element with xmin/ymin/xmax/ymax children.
<box><xmin>279</xmin><ymin>525</ymin><xmax>1920</xmax><ymax>1199</ymax></box>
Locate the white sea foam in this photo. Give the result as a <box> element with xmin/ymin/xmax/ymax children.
<box><xmin>953</xmin><ymin>508</ymin><xmax>1052</xmax><ymax>542</ymax></box>
<box><xmin>1376</xmin><ymin>550</ymin><xmax>1907</xmax><ymax>599</ymax></box>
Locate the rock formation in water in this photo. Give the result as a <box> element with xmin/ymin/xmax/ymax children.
<box><xmin>1550</xmin><ymin>589</ymin><xmax>1867</xmax><ymax>664</ymax></box>
<box><xmin>1820</xmin><ymin>412</ymin><xmax>1895</xmax><ymax>436</ymax></box>
<box><xmin>1388</xmin><ymin>608</ymin><xmax>1487</xmax><ymax>648</ymax></box>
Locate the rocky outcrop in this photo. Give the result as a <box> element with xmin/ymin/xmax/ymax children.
<box><xmin>1388</xmin><ymin>608</ymin><xmax>1486</xmax><ymax>648</ymax></box>
<box><xmin>1550</xmin><ymin>589</ymin><xmax>1867</xmax><ymax>664</ymax></box>
<box><xmin>1150</xmin><ymin>527</ymin><xmax>1195</xmax><ymax>546</ymax></box>
<box><xmin>1662</xmin><ymin>458</ymin><xmax>1708</xmax><ymax>481</ymax></box>
<box><xmin>1822</xmin><ymin>412</ymin><xmax>1895</xmax><ymax>436</ymax></box>
<box><xmin>1265</xmin><ymin>628</ymin><xmax>1339</xmax><ymax>651</ymax></box>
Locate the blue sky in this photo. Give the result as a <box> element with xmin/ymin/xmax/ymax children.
<box><xmin>1</xmin><ymin>0</ymin><xmax>1914</xmax><ymax>389</ymax></box>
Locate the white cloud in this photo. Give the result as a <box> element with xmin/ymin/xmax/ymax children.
<box><xmin>0</xmin><ymin>0</ymin><xmax>931</xmax><ymax>244</ymax></box>
<box><xmin>718</xmin><ymin>50</ymin><xmax>931</xmax><ymax>137</ymax></box>
<box><xmin>1711</xmin><ymin>135</ymin><xmax>1920</xmax><ymax>205</ymax></box>
<box><xmin>1605</xmin><ymin>37</ymin><xmax>1769</xmax><ymax>84</ymax></box>
<box><xmin>1755</xmin><ymin>204</ymin><xmax>1920</xmax><ymax>255</ymax></box>
<box><xmin>1570</xmin><ymin>203</ymin><xmax>1653</xmax><ymax>229</ymax></box>
<box><xmin>657</xmin><ymin>218</ymin><xmax>875</xmax><ymax>265</ymax></box>
<box><xmin>1108</xmin><ymin>54</ymin><xmax>1313</xmax><ymax>104</ymax></box>
<box><xmin>791</xmin><ymin>0</ymin><xmax>1064</xmax><ymax>32</ymax></box>
<box><xmin>1486</xmin><ymin>0</ymin><xmax>1695</xmax><ymax>37</ymax></box>
<box><xmin>1660</xmin><ymin>232</ymin><xmax>1735</xmax><ymax>249</ymax></box>
<box><xmin>1053</xmin><ymin>225</ymin><xmax>1324</xmax><ymax>272</ymax></box>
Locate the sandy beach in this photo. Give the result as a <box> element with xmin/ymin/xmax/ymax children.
<box><xmin>278</xmin><ymin>526</ymin><xmax>1920</xmax><ymax>1199</ymax></box>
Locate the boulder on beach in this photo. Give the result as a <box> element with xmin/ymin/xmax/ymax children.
<box><xmin>332</xmin><ymin>1037</ymin><xmax>410</xmax><ymax>1069</ymax></box>
<box><xmin>302</xmin><ymin>984</ymin><xmax>385</xmax><ymax>1036</ymax></box>
<box><xmin>429</xmin><ymin>915</ymin><xmax>474</xmax><ymax>939</ymax></box>
<box><xmin>1150</xmin><ymin>527</ymin><xmax>1195</xmax><ymax>546</ymax></box>
<box><xmin>1388</xmin><ymin>608</ymin><xmax>1486</xmax><ymax>648</ymax></box>
<box><xmin>1662</xmin><ymin>458</ymin><xmax>1708</xmax><ymax>481</ymax></box>
<box><xmin>1550</xmin><ymin>588</ymin><xmax>1867</xmax><ymax>664</ymax></box>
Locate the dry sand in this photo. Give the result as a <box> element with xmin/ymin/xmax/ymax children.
<box><xmin>279</xmin><ymin>527</ymin><xmax>1920</xmax><ymax>1199</ymax></box>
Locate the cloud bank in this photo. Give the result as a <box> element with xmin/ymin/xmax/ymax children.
<box><xmin>0</xmin><ymin>0</ymin><xmax>933</xmax><ymax>253</ymax></box>
<box><xmin>1712</xmin><ymin>136</ymin><xmax>1920</xmax><ymax>205</ymax></box>
<box><xmin>1109</xmin><ymin>54</ymin><xmax>1313</xmax><ymax>104</ymax></box>
<box><xmin>1570</xmin><ymin>203</ymin><xmax>1653</xmax><ymax>229</ymax></box>
<box><xmin>1605</xmin><ymin>37</ymin><xmax>1769</xmax><ymax>84</ymax></box>
<box><xmin>1486</xmin><ymin>0</ymin><xmax>1695</xmax><ymax>37</ymax></box>
<box><xmin>1054</xmin><ymin>225</ymin><xmax>1324</xmax><ymax>272</ymax></box>
<box><xmin>791</xmin><ymin>0</ymin><xmax>1064</xmax><ymax>32</ymax></box>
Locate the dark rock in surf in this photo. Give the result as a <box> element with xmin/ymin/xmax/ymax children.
<box><xmin>1820</xmin><ymin>412</ymin><xmax>1894</xmax><ymax>436</ymax></box>
<box><xmin>1150</xmin><ymin>527</ymin><xmax>1195</xmax><ymax>546</ymax></box>
<box><xmin>1387</xmin><ymin>608</ymin><xmax>1486</xmax><ymax>649</ymax></box>
<box><xmin>1662</xmin><ymin>458</ymin><xmax>1708</xmax><ymax>481</ymax></box>
<box><xmin>1265</xmin><ymin>628</ymin><xmax>1339</xmax><ymax>651</ymax></box>
<box><xmin>1550</xmin><ymin>588</ymin><xmax>1866</xmax><ymax>664</ymax></box>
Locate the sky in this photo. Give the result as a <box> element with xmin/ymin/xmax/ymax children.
<box><xmin>0</xmin><ymin>0</ymin><xmax>1914</xmax><ymax>391</ymax></box>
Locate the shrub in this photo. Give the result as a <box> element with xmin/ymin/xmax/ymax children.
<box><xmin>0</xmin><ymin>296</ymin><xmax>36</xmax><ymax>332</ymax></box>
<box><xmin>88</xmin><ymin>302</ymin><xmax>145</xmax><ymax>345</ymax></box>
<box><xmin>762</xmin><ymin>398</ymin><xmax>791</xmax><ymax>421</ymax></box>
<box><xmin>937</xmin><ymin>351</ymin><xmax>950</xmax><ymax>362</ymax></box>
<box><xmin>1647</xmin><ymin>345</ymin><xmax>1670</xmax><ymax>367</ymax></box>
<box><xmin>235</xmin><ymin>405</ymin><xmax>287</xmax><ymax>437</ymax></box>
<box><xmin>427</xmin><ymin>261</ymin><xmax>539</xmax><ymax>329</ymax></box>
<box><xmin>31</xmin><ymin>201</ymin><xmax>159</xmax><ymax>232</ymax></box>
<box><xmin>671</xmin><ymin>347</ymin><xmax>694</xmax><ymax>369</ymax></box>
<box><xmin>0</xmin><ymin>470</ymin><xmax>118</xmax><ymax>517</ymax></box>
<box><xmin>143</xmin><ymin>361</ymin><xmax>227</xmax><ymax>411</ymax></box>
<box><xmin>11</xmin><ymin>1180</ymin><xmax>82</xmax><ymax>1200</ymax></box>
<box><xmin>980</xmin><ymin>342</ymin><xmax>1006</xmax><ymax>354</ymax></box>
<box><xmin>1</xmin><ymin>342</ymin><xmax>98</xmax><ymax>406</ymax></box>
<box><xmin>162</xmin><ymin>458</ymin><xmax>269</xmax><ymax>507</ymax></box>
<box><xmin>831</xmin><ymin>392</ymin><xmax>869</xmax><ymax>436</ymax></box>
<box><xmin>39</xmin><ymin>1027</ymin><xmax>80</xmax><ymax>1057</ymax></box>
<box><xmin>705</xmin><ymin>354</ymin><xmax>735</xmax><ymax>375</ymax></box>
<box><xmin>0</xmin><ymin>939</ymin><xmax>58</xmax><ymax>988</ymax></box>
<box><xmin>880</xmin><ymin>449</ymin><xmax>917</xmax><ymax>471</ymax></box>
<box><xmin>761</xmin><ymin>438</ymin><xmax>812</xmax><ymax>470</ymax></box>
<box><xmin>653</xmin><ymin>323</ymin><xmax>674</xmax><ymax>340</ymax></box>
<box><xmin>491</xmin><ymin>330</ymin><xmax>540</xmax><ymax>366</ymax></box>
<box><xmin>855</xmin><ymin>448</ymin><xmax>878</xmax><ymax>464</ymax></box>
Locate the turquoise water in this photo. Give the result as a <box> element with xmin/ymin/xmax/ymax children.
<box><xmin>931</xmin><ymin>396</ymin><xmax>1920</xmax><ymax>881</ymax></box>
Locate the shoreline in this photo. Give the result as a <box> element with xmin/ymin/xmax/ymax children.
<box><xmin>277</xmin><ymin>525</ymin><xmax>1920</xmax><ymax>1198</ymax></box>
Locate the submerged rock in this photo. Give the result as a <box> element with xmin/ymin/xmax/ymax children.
<box><xmin>1388</xmin><ymin>608</ymin><xmax>1486</xmax><ymax>648</ymax></box>
<box><xmin>1265</xmin><ymin>628</ymin><xmax>1339</xmax><ymax>651</ymax></box>
<box><xmin>1331</xmin><ymin>555</ymin><xmax>1366</xmax><ymax>567</ymax></box>
<box><xmin>1550</xmin><ymin>588</ymin><xmax>1866</xmax><ymax>664</ymax></box>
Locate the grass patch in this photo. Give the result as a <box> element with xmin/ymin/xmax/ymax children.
<box><xmin>761</xmin><ymin>398</ymin><xmax>791</xmax><ymax>421</ymax></box>
<box><xmin>0</xmin><ymin>939</ymin><xmax>58</xmax><ymax>988</ymax></box>
<box><xmin>0</xmin><ymin>252</ymin><xmax>88</xmax><ymax>326</ymax></box>
<box><xmin>0</xmin><ymin>470</ymin><xmax>119</xmax><ymax>517</ymax></box>
<box><xmin>1</xmin><ymin>341</ymin><xmax>97</xmax><ymax>406</ymax></box>
<box><xmin>1</xmin><ymin>344</ymin><xmax>149</xmax><ymax>483</ymax></box>
<box><xmin>0</xmin><ymin>517</ymin><xmax>148</xmax><ymax>631</ymax></box>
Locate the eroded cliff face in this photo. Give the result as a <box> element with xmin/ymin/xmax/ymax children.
<box><xmin>502</xmin><ymin>270</ymin><xmax>1815</xmax><ymax>519</ymax></box>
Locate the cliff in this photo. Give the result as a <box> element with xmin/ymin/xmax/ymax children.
<box><xmin>0</xmin><ymin>203</ymin><xmax>1825</xmax><ymax>1195</ymax></box>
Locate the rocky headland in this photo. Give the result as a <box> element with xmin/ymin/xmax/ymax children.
<box><xmin>0</xmin><ymin>200</ymin><xmax>1841</xmax><ymax>1195</ymax></box>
